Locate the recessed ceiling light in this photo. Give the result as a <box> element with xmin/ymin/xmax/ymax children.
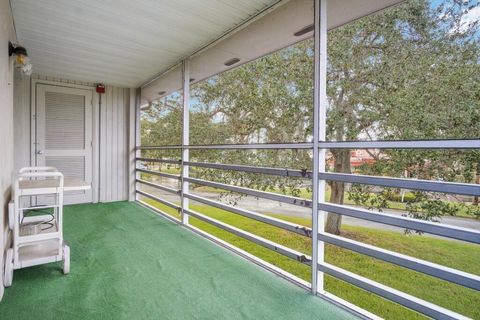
<box><xmin>224</xmin><ymin>58</ymin><xmax>240</xmax><ymax>66</ymax></box>
<box><xmin>294</xmin><ymin>24</ymin><xmax>314</xmax><ymax>37</ymax></box>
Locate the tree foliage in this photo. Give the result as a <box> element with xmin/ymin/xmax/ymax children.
<box><xmin>141</xmin><ymin>0</ymin><xmax>480</xmax><ymax>234</ymax></box>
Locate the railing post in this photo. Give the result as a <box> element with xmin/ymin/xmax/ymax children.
<box><xmin>312</xmin><ymin>0</ymin><xmax>327</xmax><ymax>294</ymax></box>
<box><xmin>181</xmin><ymin>59</ymin><xmax>190</xmax><ymax>225</ymax></box>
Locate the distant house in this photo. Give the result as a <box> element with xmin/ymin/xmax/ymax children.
<box><xmin>350</xmin><ymin>149</ymin><xmax>378</xmax><ymax>168</ymax></box>
<box><xmin>327</xmin><ymin>149</ymin><xmax>380</xmax><ymax>172</ymax></box>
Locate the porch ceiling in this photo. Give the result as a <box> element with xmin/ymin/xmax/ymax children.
<box><xmin>10</xmin><ymin>0</ymin><xmax>282</xmax><ymax>87</ymax></box>
<box><xmin>141</xmin><ymin>0</ymin><xmax>404</xmax><ymax>104</ymax></box>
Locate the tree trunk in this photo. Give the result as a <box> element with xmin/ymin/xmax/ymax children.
<box><xmin>325</xmin><ymin>181</ymin><xmax>345</xmax><ymax>235</ymax></box>
<box><xmin>325</xmin><ymin>149</ymin><xmax>351</xmax><ymax>235</ymax></box>
<box><xmin>474</xmin><ymin>162</ymin><xmax>480</xmax><ymax>206</ymax></box>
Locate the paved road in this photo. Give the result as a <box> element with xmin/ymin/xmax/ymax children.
<box><xmin>139</xmin><ymin>183</ymin><xmax>480</xmax><ymax>234</ymax></box>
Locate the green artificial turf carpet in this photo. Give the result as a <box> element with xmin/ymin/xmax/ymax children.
<box><xmin>0</xmin><ymin>202</ymin><xmax>355</xmax><ymax>320</ymax></box>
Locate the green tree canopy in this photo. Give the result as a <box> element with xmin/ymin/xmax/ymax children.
<box><xmin>141</xmin><ymin>0</ymin><xmax>480</xmax><ymax>234</ymax></box>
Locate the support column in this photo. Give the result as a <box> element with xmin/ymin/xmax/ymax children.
<box><xmin>181</xmin><ymin>60</ymin><xmax>190</xmax><ymax>224</ymax></box>
<box><xmin>129</xmin><ymin>87</ymin><xmax>141</xmax><ymax>201</ymax></box>
<box><xmin>311</xmin><ymin>0</ymin><xmax>327</xmax><ymax>294</ymax></box>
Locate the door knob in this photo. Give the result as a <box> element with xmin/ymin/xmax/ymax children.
<box><xmin>37</xmin><ymin>150</ymin><xmax>43</xmax><ymax>155</ymax></box>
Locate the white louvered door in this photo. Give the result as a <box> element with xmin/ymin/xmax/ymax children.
<box><xmin>36</xmin><ymin>84</ymin><xmax>93</xmax><ymax>204</ymax></box>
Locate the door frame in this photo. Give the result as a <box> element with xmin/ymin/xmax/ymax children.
<box><xmin>30</xmin><ymin>78</ymin><xmax>100</xmax><ymax>203</ymax></box>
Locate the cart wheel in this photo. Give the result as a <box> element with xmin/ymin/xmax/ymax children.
<box><xmin>62</xmin><ymin>244</ymin><xmax>70</xmax><ymax>275</ymax></box>
<box><xmin>4</xmin><ymin>248</ymin><xmax>14</xmax><ymax>287</ymax></box>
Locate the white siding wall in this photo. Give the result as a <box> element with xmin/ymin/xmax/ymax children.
<box><xmin>13</xmin><ymin>75</ymin><xmax>133</xmax><ymax>204</ymax></box>
<box><xmin>0</xmin><ymin>0</ymin><xmax>17</xmax><ymax>301</ymax></box>
<box><xmin>99</xmin><ymin>86</ymin><xmax>130</xmax><ymax>202</ymax></box>
<box><xmin>13</xmin><ymin>71</ymin><xmax>30</xmax><ymax>171</ymax></box>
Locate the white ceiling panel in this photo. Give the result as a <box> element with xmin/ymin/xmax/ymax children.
<box><xmin>11</xmin><ymin>0</ymin><xmax>281</xmax><ymax>87</ymax></box>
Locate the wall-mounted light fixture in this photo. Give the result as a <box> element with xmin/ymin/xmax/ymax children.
<box><xmin>9</xmin><ymin>41</ymin><xmax>32</xmax><ymax>75</ymax></box>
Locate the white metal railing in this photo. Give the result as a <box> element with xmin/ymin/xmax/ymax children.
<box><xmin>132</xmin><ymin>0</ymin><xmax>479</xmax><ymax>318</ymax></box>
<box><xmin>134</xmin><ymin>143</ymin><xmax>480</xmax><ymax>319</ymax></box>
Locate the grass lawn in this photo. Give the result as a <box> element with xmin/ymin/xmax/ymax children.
<box><xmin>140</xmin><ymin>167</ymin><xmax>181</xmax><ymax>176</ymax></box>
<box><xmin>141</xmin><ymin>197</ymin><xmax>480</xmax><ymax>320</ymax></box>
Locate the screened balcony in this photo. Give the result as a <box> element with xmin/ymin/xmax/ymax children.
<box><xmin>1</xmin><ymin>0</ymin><xmax>479</xmax><ymax>319</ymax></box>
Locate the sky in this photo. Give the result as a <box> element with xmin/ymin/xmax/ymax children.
<box><xmin>459</xmin><ymin>5</ymin><xmax>480</xmax><ymax>32</ymax></box>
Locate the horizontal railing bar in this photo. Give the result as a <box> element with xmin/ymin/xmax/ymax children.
<box><xmin>136</xmin><ymin>179</ymin><xmax>180</xmax><ymax>195</ymax></box>
<box><xmin>184</xmin><ymin>207</ymin><xmax>311</xmax><ymax>264</ymax></box>
<box><xmin>137</xmin><ymin>143</ymin><xmax>313</xmax><ymax>150</ymax></box>
<box><xmin>318</xmin><ymin>232</ymin><xmax>480</xmax><ymax>291</ymax></box>
<box><xmin>136</xmin><ymin>190</ymin><xmax>181</xmax><ymax>211</ymax></box>
<box><xmin>318</xmin><ymin>139</ymin><xmax>480</xmax><ymax>149</ymax></box>
<box><xmin>184</xmin><ymin>192</ymin><xmax>312</xmax><ymax>237</ymax></box>
<box><xmin>136</xmin><ymin>157</ymin><xmax>181</xmax><ymax>165</ymax></box>
<box><xmin>138</xmin><ymin>160</ymin><xmax>479</xmax><ymax>197</ymax></box>
<box><xmin>318</xmin><ymin>203</ymin><xmax>480</xmax><ymax>244</ymax></box>
<box><xmin>137</xmin><ymin>200</ymin><xmax>181</xmax><ymax>224</ymax></box>
<box><xmin>187</xmin><ymin>142</ymin><xmax>314</xmax><ymax>149</ymax></box>
<box><xmin>186</xmin><ymin>161</ymin><xmax>312</xmax><ymax>178</ymax></box>
<box><xmin>319</xmin><ymin>172</ymin><xmax>480</xmax><ymax>197</ymax></box>
<box><xmin>185</xmin><ymin>177</ymin><xmax>312</xmax><ymax>208</ymax></box>
<box><xmin>318</xmin><ymin>262</ymin><xmax>469</xmax><ymax>320</ymax></box>
<box><xmin>136</xmin><ymin>140</ymin><xmax>479</xmax><ymax>150</ymax></box>
<box><xmin>137</xmin><ymin>145</ymin><xmax>182</xmax><ymax>150</ymax></box>
<box><xmin>136</xmin><ymin>168</ymin><xmax>181</xmax><ymax>180</ymax></box>
<box><xmin>140</xmin><ymin>159</ymin><xmax>479</xmax><ymax>197</ymax></box>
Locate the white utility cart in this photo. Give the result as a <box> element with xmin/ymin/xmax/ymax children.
<box><xmin>4</xmin><ymin>167</ymin><xmax>89</xmax><ymax>287</ymax></box>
